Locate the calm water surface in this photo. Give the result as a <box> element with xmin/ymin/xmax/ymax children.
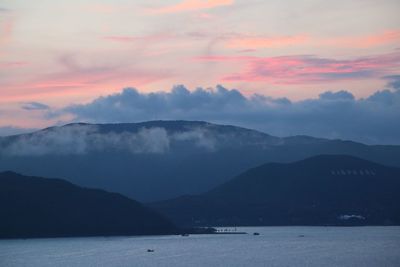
<box><xmin>1</xmin><ymin>227</ymin><xmax>399</xmax><ymax>267</ymax></box>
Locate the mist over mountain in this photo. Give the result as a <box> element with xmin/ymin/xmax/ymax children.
<box><xmin>1</xmin><ymin>121</ymin><xmax>400</xmax><ymax>202</ymax></box>
<box><xmin>152</xmin><ymin>155</ymin><xmax>400</xmax><ymax>227</ymax></box>
<box><xmin>0</xmin><ymin>171</ymin><xmax>176</xmax><ymax>239</ymax></box>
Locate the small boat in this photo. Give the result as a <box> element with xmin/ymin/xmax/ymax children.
<box><xmin>181</xmin><ymin>233</ymin><xmax>190</xmax><ymax>237</ymax></box>
<box><xmin>253</xmin><ymin>232</ymin><xmax>260</xmax><ymax>236</ymax></box>
<box><xmin>298</xmin><ymin>235</ymin><xmax>305</xmax><ymax>238</ymax></box>
<box><xmin>147</xmin><ymin>249</ymin><xmax>154</xmax><ymax>252</ymax></box>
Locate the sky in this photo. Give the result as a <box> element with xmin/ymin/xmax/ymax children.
<box><xmin>0</xmin><ymin>0</ymin><xmax>400</xmax><ymax>143</ymax></box>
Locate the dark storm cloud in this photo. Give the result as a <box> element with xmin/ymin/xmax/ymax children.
<box><xmin>55</xmin><ymin>83</ymin><xmax>400</xmax><ymax>145</ymax></box>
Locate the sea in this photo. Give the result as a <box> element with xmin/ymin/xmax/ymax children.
<box><xmin>1</xmin><ymin>227</ymin><xmax>399</xmax><ymax>267</ymax></box>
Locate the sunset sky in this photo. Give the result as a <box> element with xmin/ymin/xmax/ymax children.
<box><xmin>1</xmin><ymin>0</ymin><xmax>400</xmax><ymax>142</ymax></box>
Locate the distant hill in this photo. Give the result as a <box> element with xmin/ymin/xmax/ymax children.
<box><xmin>151</xmin><ymin>155</ymin><xmax>400</xmax><ymax>227</ymax></box>
<box><xmin>1</xmin><ymin>121</ymin><xmax>400</xmax><ymax>202</ymax></box>
<box><xmin>0</xmin><ymin>171</ymin><xmax>176</xmax><ymax>239</ymax></box>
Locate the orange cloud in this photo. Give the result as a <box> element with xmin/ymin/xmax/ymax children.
<box><xmin>150</xmin><ymin>0</ymin><xmax>234</xmax><ymax>14</ymax></box>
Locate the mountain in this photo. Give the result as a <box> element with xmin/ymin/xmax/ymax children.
<box><xmin>1</xmin><ymin>121</ymin><xmax>400</xmax><ymax>202</ymax></box>
<box><xmin>151</xmin><ymin>155</ymin><xmax>400</xmax><ymax>227</ymax></box>
<box><xmin>0</xmin><ymin>171</ymin><xmax>176</xmax><ymax>239</ymax></box>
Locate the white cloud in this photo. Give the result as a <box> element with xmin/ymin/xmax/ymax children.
<box><xmin>0</xmin><ymin>125</ymin><xmax>171</xmax><ymax>156</ymax></box>
<box><xmin>0</xmin><ymin>124</ymin><xmax>228</xmax><ymax>156</ymax></box>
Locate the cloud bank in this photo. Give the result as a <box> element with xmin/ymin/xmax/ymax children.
<box><xmin>55</xmin><ymin>79</ymin><xmax>400</xmax><ymax>145</ymax></box>
<box><xmin>0</xmin><ymin>124</ymin><xmax>222</xmax><ymax>156</ymax></box>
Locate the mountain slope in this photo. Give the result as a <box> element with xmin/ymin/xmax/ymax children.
<box><xmin>1</xmin><ymin>121</ymin><xmax>400</xmax><ymax>202</ymax></box>
<box><xmin>0</xmin><ymin>171</ymin><xmax>176</xmax><ymax>239</ymax></box>
<box><xmin>151</xmin><ymin>155</ymin><xmax>400</xmax><ymax>226</ymax></box>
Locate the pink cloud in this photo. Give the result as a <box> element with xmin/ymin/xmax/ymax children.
<box><xmin>222</xmin><ymin>30</ymin><xmax>400</xmax><ymax>51</ymax></box>
<box><xmin>0</xmin><ymin>61</ymin><xmax>173</xmax><ymax>102</ymax></box>
<box><xmin>226</xmin><ymin>34</ymin><xmax>308</xmax><ymax>49</ymax></box>
<box><xmin>0</xmin><ymin>61</ymin><xmax>29</xmax><ymax>68</ymax></box>
<box><xmin>323</xmin><ymin>30</ymin><xmax>400</xmax><ymax>48</ymax></box>
<box><xmin>197</xmin><ymin>12</ymin><xmax>214</xmax><ymax>19</ymax></box>
<box><xmin>84</xmin><ymin>4</ymin><xmax>121</xmax><ymax>14</ymax></box>
<box><xmin>103</xmin><ymin>34</ymin><xmax>172</xmax><ymax>43</ymax></box>
<box><xmin>0</xmin><ymin>15</ymin><xmax>13</xmax><ymax>47</ymax></box>
<box><xmin>236</xmin><ymin>49</ymin><xmax>257</xmax><ymax>53</ymax></box>
<box><xmin>150</xmin><ymin>0</ymin><xmax>234</xmax><ymax>14</ymax></box>
<box><xmin>196</xmin><ymin>52</ymin><xmax>400</xmax><ymax>84</ymax></box>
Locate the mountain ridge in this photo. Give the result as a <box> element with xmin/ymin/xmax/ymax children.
<box><xmin>0</xmin><ymin>171</ymin><xmax>177</xmax><ymax>239</ymax></box>
<box><xmin>1</xmin><ymin>120</ymin><xmax>400</xmax><ymax>202</ymax></box>
<box><xmin>151</xmin><ymin>155</ymin><xmax>400</xmax><ymax>227</ymax></box>
<box><xmin>6</xmin><ymin>120</ymin><xmax>380</xmax><ymax>146</ymax></box>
